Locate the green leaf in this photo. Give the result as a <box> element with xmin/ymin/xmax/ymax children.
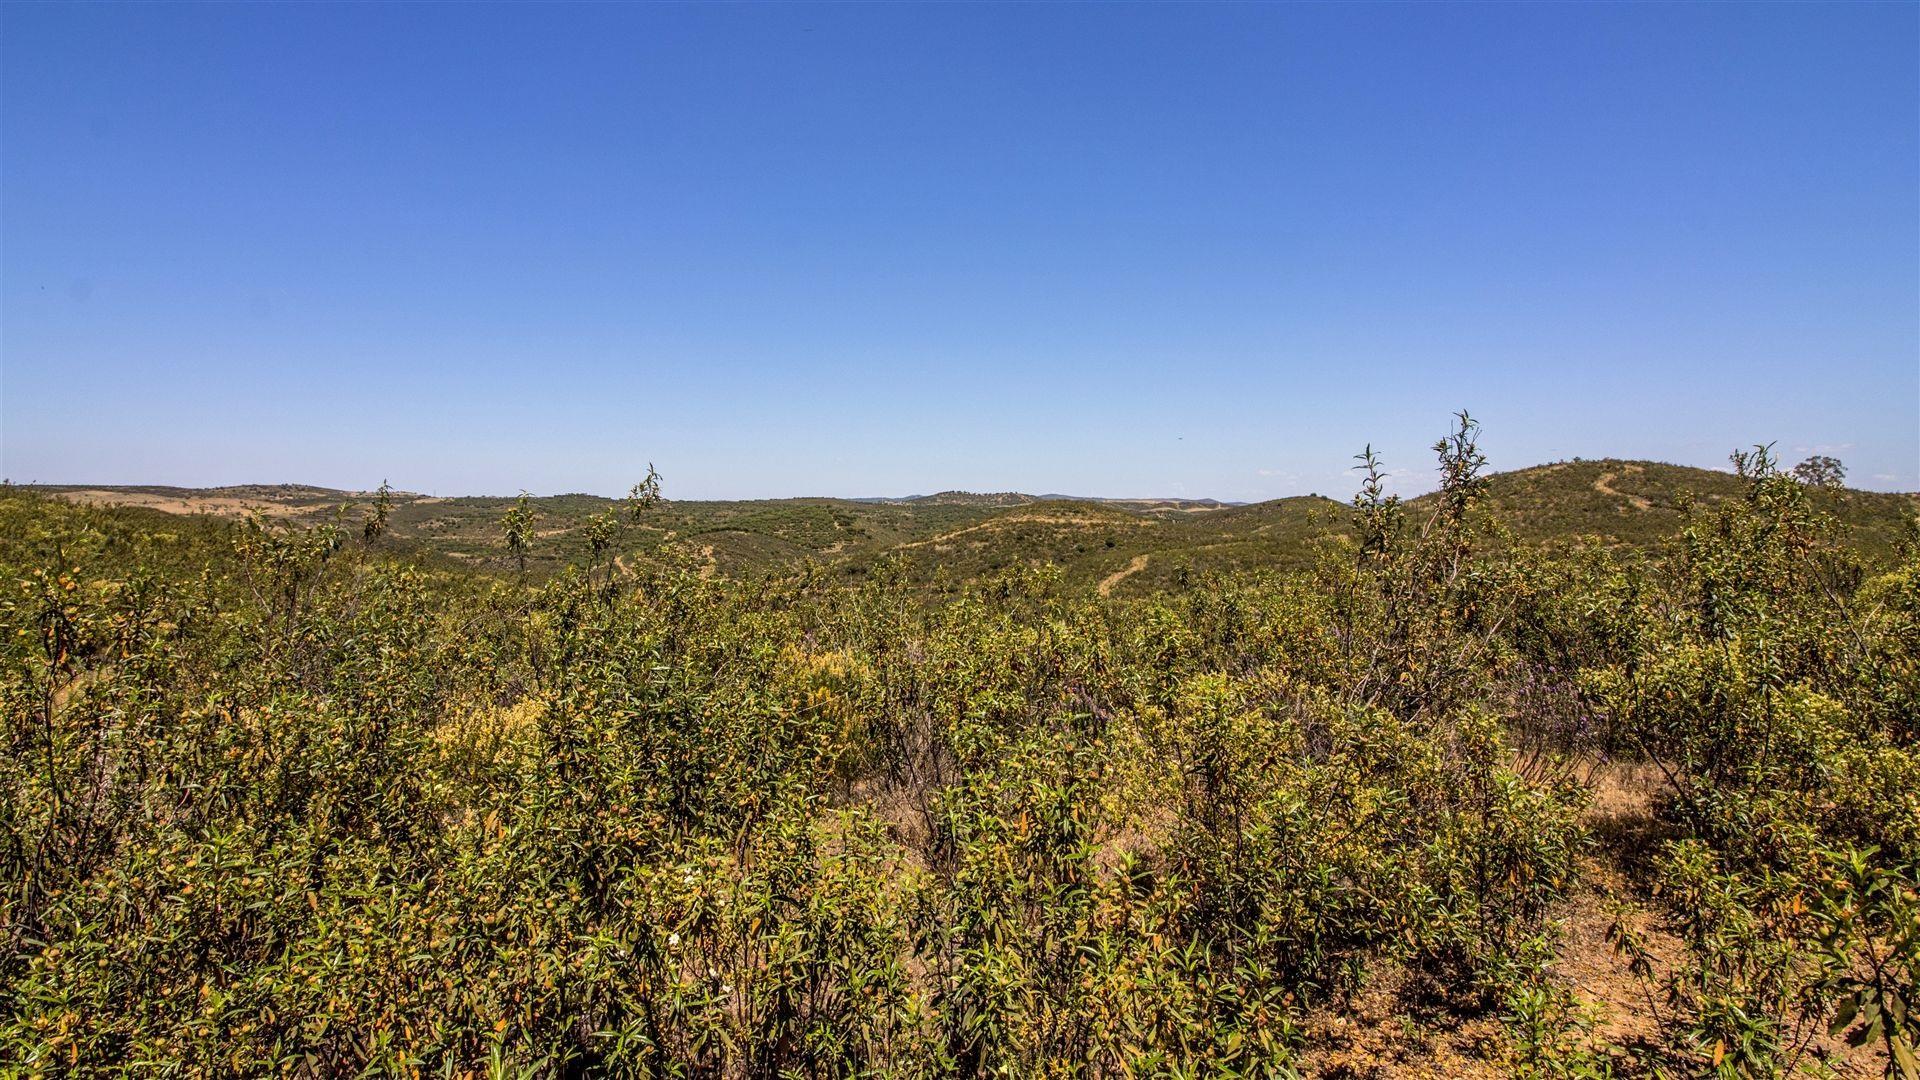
<box><xmin>1831</xmin><ymin>995</ymin><xmax>1859</xmax><ymax>1037</ymax></box>
<box><xmin>1892</xmin><ymin>1036</ymin><xmax>1918</xmax><ymax>1080</ymax></box>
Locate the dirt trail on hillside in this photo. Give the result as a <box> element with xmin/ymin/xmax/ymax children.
<box><xmin>1593</xmin><ymin>466</ymin><xmax>1652</xmax><ymax>511</ymax></box>
<box><xmin>897</xmin><ymin>514</ymin><xmax>1149</xmax><ymax>551</ymax></box>
<box><xmin>1097</xmin><ymin>555</ymin><xmax>1149</xmax><ymax>596</ymax></box>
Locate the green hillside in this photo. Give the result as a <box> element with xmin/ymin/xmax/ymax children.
<box><xmin>1454</xmin><ymin>458</ymin><xmax>1920</xmax><ymax>556</ymax></box>
<box><xmin>7</xmin><ymin>428</ymin><xmax>1916</xmax><ymax>1075</ymax></box>
<box><xmin>37</xmin><ymin>458</ymin><xmax>1917</xmax><ymax>592</ymax></box>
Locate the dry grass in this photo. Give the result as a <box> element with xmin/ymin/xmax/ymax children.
<box><xmin>55</xmin><ymin>489</ymin><xmax>316</xmax><ymax>519</ymax></box>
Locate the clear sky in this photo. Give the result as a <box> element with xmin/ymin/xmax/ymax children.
<box><xmin>3</xmin><ymin>2</ymin><xmax>1915</xmax><ymax>500</ymax></box>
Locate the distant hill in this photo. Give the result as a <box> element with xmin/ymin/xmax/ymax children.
<box><xmin>1436</xmin><ymin>459</ymin><xmax>1919</xmax><ymax>556</ymax></box>
<box><xmin>32</xmin><ymin>459</ymin><xmax>1915</xmax><ymax>591</ymax></box>
<box><xmin>856</xmin><ymin>491</ymin><xmax>1239</xmax><ymax>510</ymax></box>
<box><xmin>904</xmin><ymin>491</ymin><xmax>1039</xmax><ymax>507</ymax></box>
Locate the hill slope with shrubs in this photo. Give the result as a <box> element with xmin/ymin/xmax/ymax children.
<box><xmin>4</xmin><ymin>422</ymin><xmax>1915</xmax><ymax>1076</ymax></box>
<box><xmin>37</xmin><ymin>456</ymin><xmax>1918</xmax><ymax>593</ymax></box>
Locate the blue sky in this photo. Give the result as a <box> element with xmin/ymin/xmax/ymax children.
<box><xmin>3</xmin><ymin>3</ymin><xmax>1914</xmax><ymax>500</ymax></box>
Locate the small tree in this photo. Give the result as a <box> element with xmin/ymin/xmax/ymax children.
<box><xmin>501</xmin><ymin>493</ymin><xmax>537</xmax><ymax>575</ymax></box>
<box><xmin>584</xmin><ymin>508</ymin><xmax>619</xmax><ymax>588</ymax></box>
<box><xmin>627</xmin><ymin>463</ymin><xmax>663</xmax><ymax>523</ymax></box>
<box><xmin>1350</xmin><ymin>443</ymin><xmax>1402</xmax><ymax>565</ymax></box>
<box><xmin>363</xmin><ymin>480</ymin><xmax>394</xmax><ymax>544</ymax></box>
<box><xmin>571</xmin><ymin>468</ymin><xmax>664</xmax><ymax>598</ymax></box>
<box><xmin>1792</xmin><ymin>454</ymin><xmax>1846</xmax><ymax>489</ymax></box>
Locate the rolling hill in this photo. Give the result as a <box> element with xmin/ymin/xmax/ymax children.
<box><xmin>31</xmin><ymin>458</ymin><xmax>1917</xmax><ymax>592</ymax></box>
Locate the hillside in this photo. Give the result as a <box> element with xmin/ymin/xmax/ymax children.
<box><xmin>33</xmin><ymin>459</ymin><xmax>1918</xmax><ymax>591</ymax></box>
<box><xmin>5</xmin><ymin>433</ymin><xmax>1912</xmax><ymax>1076</ymax></box>
<box><xmin>1452</xmin><ymin>459</ymin><xmax>1920</xmax><ymax>556</ymax></box>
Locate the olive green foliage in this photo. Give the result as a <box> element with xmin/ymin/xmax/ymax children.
<box><xmin>502</xmin><ymin>493</ymin><xmax>537</xmax><ymax>575</ymax></box>
<box><xmin>365</xmin><ymin>480</ymin><xmax>395</xmax><ymax>545</ymax></box>
<box><xmin>1</xmin><ymin>423</ymin><xmax>1914</xmax><ymax>1077</ymax></box>
<box><xmin>1582</xmin><ymin>445</ymin><xmax>1919</xmax><ymax>1076</ymax></box>
<box><xmin>627</xmin><ymin>466</ymin><xmax>663</xmax><ymax>523</ymax></box>
<box><xmin>38</xmin><ymin>456</ymin><xmax>1917</xmax><ymax>589</ymax></box>
<box><xmin>1793</xmin><ymin>455</ymin><xmax>1848</xmax><ymax>490</ymax></box>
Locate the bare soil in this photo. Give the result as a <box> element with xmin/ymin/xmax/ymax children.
<box><xmin>1097</xmin><ymin>554</ymin><xmax>1149</xmax><ymax>596</ymax></box>
<box><xmin>1593</xmin><ymin>466</ymin><xmax>1654</xmax><ymax>512</ymax></box>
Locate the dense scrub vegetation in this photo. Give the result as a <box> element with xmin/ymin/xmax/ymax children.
<box><xmin>3</xmin><ymin>420</ymin><xmax>1914</xmax><ymax>1077</ymax></box>
<box><xmin>45</xmin><ymin>456</ymin><xmax>1919</xmax><ymax>590</ymax></box>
